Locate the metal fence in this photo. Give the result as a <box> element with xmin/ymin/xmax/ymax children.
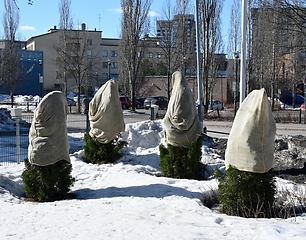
<box><xmin>0</xmin><ymin>111</ymin><xmax>88</xmax><ymax>166</ymax></box>
<box><xmin>1</xmin><ymin>104</ymin><xmax>305</xmax><ymax>166</ymax></box>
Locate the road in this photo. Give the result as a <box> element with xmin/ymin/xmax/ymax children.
<box><xmin>204</xmin><ymin>120</ymin><xmax>306</xmax><ymax>138</ymax></box>
<box><xmin>15</xmin><ymin>108</ymin><xmax>306</xmax><ymax>138</ymax></box>
<box><xmin>123</xmin><ymin>109</ymin><xmax>306</xmax><ymax>138</ymax></box>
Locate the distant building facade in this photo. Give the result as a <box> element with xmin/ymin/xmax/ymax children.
<box><xmin>26</xmin><ymin>24</ymin><xmax>116</xmax><ymax>94</ymax></box>
<box><xmin>0</xmin><ymin>40</ymin><xmax>43</xmax><ymax>96</ymax></box>
<box><xmin>18</xmin><ymin>16</ymin><xmax>232</xmax><ymax>104</ymax></box>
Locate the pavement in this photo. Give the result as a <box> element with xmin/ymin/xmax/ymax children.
<box><xmin>204</xmin><ymin>120</ymin><xmax>306</xmax><ymax>138</ymax></box>
<box><xmin>16</xmin><ymin>108</ymin><xmax>306</xmax><ymax>138</ymax></box>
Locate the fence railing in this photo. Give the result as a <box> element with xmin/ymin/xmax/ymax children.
<box><xmin>0</xmin><ymin>111</ymin><xmax>88</xmax><ymax>166</ymax></box>
<box><xmin>1</xmin><ymin>106</ymin><xmax>305</xmax><ymax>166</ymax></box>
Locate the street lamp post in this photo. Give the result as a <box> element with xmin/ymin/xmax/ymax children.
<box><xmin>183</xmin><ymin>56</ymin><xmax>187</xmax><ymax>77</ymax></box>
<box><xmin>38</xmin><ymin>60</ymin><xmax>43</xmax><ymax>97</ymax></box>
<box><xmin>108</xmin><ymin>59</ymin><xmax>111</xmax><ymax>80</ymax></box>
<box><xmin>303</xmin><ymin>77</ymin><xmax>306</xmax><ymax>123</ymax></box>
<box><xmin>234</xmin><ymin>52</ymin><xmax>239</xmax><ymax>117</ymax></box>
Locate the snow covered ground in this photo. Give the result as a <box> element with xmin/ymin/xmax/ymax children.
<box><xmin>0</xmin><ymin>94</ymin><xmax>306</xmax><ymax>239</ymax></box>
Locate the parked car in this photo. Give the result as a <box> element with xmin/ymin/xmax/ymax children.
<box><xmin>120</xmin><ymin>96</ymin><xmax>131</xmax><ymax>109</ymax></box>
<box><xmin>73</xmin><ymin>94</ymin><xmax>92</xmax><ymax>103</ymax></box>
<box><xmin>208</xmin><ymin>100</ymin><xmax>224</xmax><ymax>110</ymax></box>
<box><xmin>66</xmin><ymin>92</ymin><xmax>77</xmax><ymax>105</ymax></box>
<box><xmin>144</xmin><ymin>96</ymin><xmax>168</xmax><ymax>110</ymax></box>
<box><xmin>281</xmin><ymin>94</ymin><xmax>305</xmax><ymax>107</ymax></box>
<box><xmin>133</xmin><ymin>99</ymin><xmax>141</xmax><ymax>109</ymax></box>
<box><xmin>135</xmin><ymin>97</ymin><xmax>146</xmax><ymax>108</ymax></box>
<box><xmin>119</xmin><ymin>96</ymin><xmax>141</xmax><ymax>109</ymax></box>
<box><xmin>66</xmin><ymin>97</ymin><xmax>76</xmax><ymax>106</ymax></box>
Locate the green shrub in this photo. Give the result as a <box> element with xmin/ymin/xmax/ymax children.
<box><xmin>83</xmin><ymin>133</ymin><xmax>127</xmax><ymax>164</ymax></box>
<box><xmin>159</xmin><ymin>135</ymin><xmax>204</xmax><ymax>179</ymax></box>
<box><xmin>215</xmin><ymin>165</ymin><xmax>276</xmax><ymax>218</ymax></box>
<box><xmin>22</xmin><ymin>158</ymin><xmax>75</xmax><ymax>202</ymax></box>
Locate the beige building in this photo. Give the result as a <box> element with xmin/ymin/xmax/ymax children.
<box><xmin>26</xmin><ymin>24</ymin><xmax>120</xmax><ymax>95</ymax></box>
<box><xmin>23</xmin><ymin>17</ymin><xmax>230</xmax><ymax>105</ymax></box>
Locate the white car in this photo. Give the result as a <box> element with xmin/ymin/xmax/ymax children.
<box><xmin>73</xmin><ymin>94</ymin><xmax>91</xmax><ymax>103</ymax></box>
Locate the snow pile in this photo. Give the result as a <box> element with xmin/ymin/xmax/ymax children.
<box><xmin>0</xmin><ymin>108</ymin><xmax>30</xmax><ymax>131</ymax></box>
<box><xmin>0</xmin><ymin>119</ymin><xmax>305</xmax><ymax>239</ymax></box>
<box><xmin>0</xmin><ymin>95</ymin><xmax>306</xmax><ymax>239</ymax></box>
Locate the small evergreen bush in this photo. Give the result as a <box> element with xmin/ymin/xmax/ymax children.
<box><xmin>83</xmin><ymin>133</ymin><xmax>127</xmax><ymax>164</ymax></box>
<box><xmin>159</xmin><ymin>135</ymin><xmax>204</xmax><ymax>179</ymax></box>
<box><xmin>22</xmin><ymin>158</ymin><xmax>75</xmax><ymax>202</ymax></box>
<box><xmin>215</xmin><ymin>165</ymin><xmax>276</xmax><ymax>218</ymax></box>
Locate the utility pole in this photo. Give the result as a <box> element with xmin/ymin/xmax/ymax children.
<box><xmin>240</xmin><ymin>0</ymin><xmax>247</xmax><ymax>103</ymax></box>
<box><xmin>195</xmin><ymin>0</ymin><xmax>203</xmax><ymax>131</ymax></box>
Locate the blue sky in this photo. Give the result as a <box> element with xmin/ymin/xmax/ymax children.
<box><xmin>0</xmin><ymin>0</ymin><xmax>234</xmax><ymax>43</ymax></box>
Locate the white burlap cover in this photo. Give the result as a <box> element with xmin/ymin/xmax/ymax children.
<box><xmin>28</xmin><ymin>91</ymin><xmax>70</xmax><ymax>166</ymax></box>
<box><xmin>163</xmin><ymin>71</ymin><xmax>201</xmax><ymax>148</ymax></box>
<box><xmin>225</xmin><ymin>88</ymin><xmax>276</xmax><ymax>173</ymax></box>
<box><xmin>89</xmin><ymin>79</ymin><xmax>125</xmax><ymax>144</ymax></box>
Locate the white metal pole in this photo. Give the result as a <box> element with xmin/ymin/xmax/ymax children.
<box><xmin>195</xmin><ymin>0</ymin><xmax>203</xmax><ymax>130</ymax></box>
<box><xmin>16</xmin><ymin>118</ymin><xmax>20</xmax><ymax>164</ymax></box>
<box><xmin>304</xmin><ymin>82</ymin><xmax>306</xmax><ymax>124</ymax></box>
<box><xmin>240</xmin><ymin>0</ymin><xmax>247</xmax><ymax>102</ymax></box>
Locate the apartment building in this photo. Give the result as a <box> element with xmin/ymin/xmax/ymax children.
<box><xmin>26</xmin><ymin>24</ymin><xmax>119</xmax><ymax>94</ymax></box>
<box><xmin>156</xmin><ymin>14</ymin><xmax>196</xmax><ymax>74</ymax></box>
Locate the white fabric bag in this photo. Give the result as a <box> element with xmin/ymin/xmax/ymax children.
<box><xmin>225</xmin><ymin>88</ymin><xmax>276</xmax><ymax>173</ymax></box>
<box><xmin>163</xmin><ymin>71</ymin><xmax>201</xmax><ymax>148</ymax></box>
<box><xmin>28</xmin><ymin>91</ymin><xmax>70</xmax><ymax>166</ymax></box>
<box><xmin>89</xmin><ymin>79</ymin><xmax>125</xmax><ymax>144</ymax></box>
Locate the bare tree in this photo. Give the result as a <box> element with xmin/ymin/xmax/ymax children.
<box><xmin>227</xmin><ymin>0</ymin><xmax>241</xmax><ymax>107</ymax></box>
<box><xmin>55</xmin><ymin>25</ymin><xmax>102</xmax><ymax>113</ymax></box>
<box><xmin>250</xmin><ymin>0</ymin><xmax>306</xmax><ymax>109</ymax></box>
<box><xmin>251</xmin><ymin>1</ymin><xmax>279</xmax><ymax>96</ymax></box>
<box><xmin>59</xmin><ymin>0</ymin><xmax>73</xmax><ymax>30</ymax></box>
<box><xmin>0</xmin><ymin>0</ymin><xmax>22</xmax><ymax>107</ymax></box>
<box><xmin>227</xmin><ymin>0</ymin><xmax>241</xmax><ymax>58</ymax></box>
<box><xmin>198</xmin><ymin>0</ymin><xmax>224</xmax><ymax>113</ymax></box>
<box><xmin>264</xmin><ymin>0</ymin><xmax>306</xmax><ymax>106</ymax></box>
<box><xmin>119</xmin><ymin>0</ymin><xmax>152</xmax><ymax>111</ymax></box>
<box><xmin>154</xmin><ymin>0</ymin><xmax>181</xmax><ymax>100</ymax></box>
<box><xmin>174</xmin><ymin>0</ymin><xmax>193</xmax><ymax>72</ymax></box>
<box><xmin>56</xmin><ymin>0</ymin><xmax>74</xmax><ymax>95</ymax></box>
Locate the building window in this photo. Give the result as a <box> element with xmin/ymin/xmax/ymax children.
<box><xmin>87</xmin><ymin>50</ymin><xmax>92</xmax><ymax>59</ymax></box>
<box><xmin>137</xmin><ymin>51</ymin><xmax>144</xmax><ymax>57</ymax></box>
<box><xmin>67</xmin><ymin>42</ymin><xmax>80</xmax><ymax>51</ymax></box>
<box><xmin>87</xmin><ymin>39</ymin><xmax>92</xmax><ymax>45</ymax></box>
<box><xmin>156</xmin><ymin>52</ymin><xmax>161</xmax><ymax>58</ymax></box>
<box><xmin>102</xmin><ymin>50</ymin><xmax>108</xmax><ymax>57</ymax></box>
<box><xmin>103</xmin><ymin>62</ymin><xmax>108</xmax><ymax>68</ymax></box>
<box><xmin>111</xmin><ymin>50</ymin><xmax>117</xmax><ymax>57</ymax></box>
<box><xmin>111</xmin><ymin>62</ymin><xmax>118</xmax><ymax>68</ymax></box>
<box><xmin>148</xmin><ymin>52</ymin><xmax>153</xmax><ymax>58</ymax></box>
<box><xmin>102</xmin><ymin>73</ymin><xmax>108</xmax><ymax>80</ymax></box>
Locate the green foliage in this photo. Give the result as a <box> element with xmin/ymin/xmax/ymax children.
<box><xmin>139</xmin><ymin>59</ymin><xmax>155</xmax><ymax>76</ymax></box>
<box><xmin>83</xmin><ymin>133</ymin><xmax>127</xmax><ymax>164</ymax></box>
<box><xmin>155</xmin><ymin>61</ymin><xmax>167</xmax><ymax>76</ymax></box>
<box><xmin>215</xmin><ymin>165</ymin><xmax>276</xmax><ymax>218</ymax></box>
<box><xmin>138</xmin><ymin>59</ymin><xmax>168</xmax><ymax>76</ymax></box>
<box><xmin>159</xmin><ymin>135</ymin><xmax>204</xmax><ymax>179</ymax></box>
<box><xmin>22</xmin><ymin>158</ymin><xmax>75</xmax><ymax>202</ymax></box>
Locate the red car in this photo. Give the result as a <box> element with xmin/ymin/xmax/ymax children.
<box><xmin>119</xmin><ymin>96</ymin><xmax>141</xmax><ymax>109</ymax></box>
